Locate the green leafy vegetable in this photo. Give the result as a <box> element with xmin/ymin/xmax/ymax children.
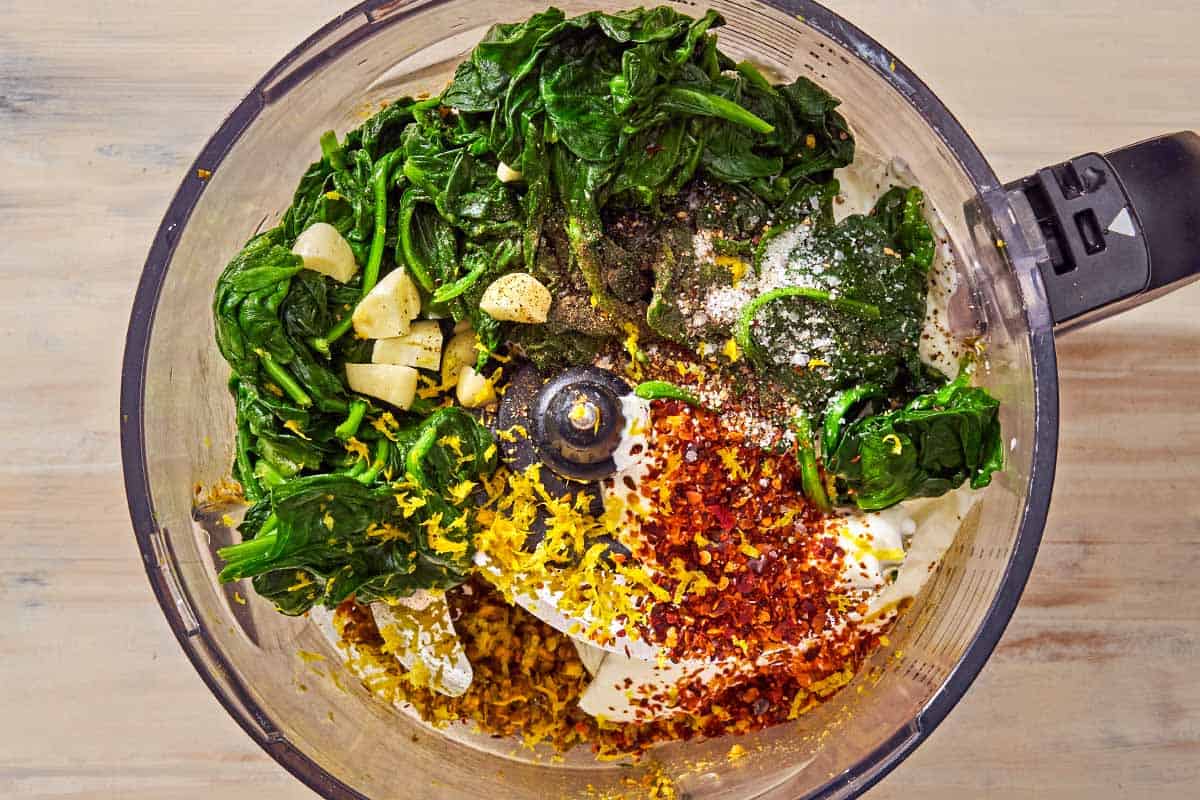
<box><xmin>217</xmin><ymin>410</ymin><xmax>497</xmax><ymax>614</ymax></box>
<box><xmin>822</xmin><ymin>383</ymin><xmax>884</xmax><ymax>455</ymax></box>
<box><xmin>791</xmin><ymin>414</ymin><xmax>832</xmax><ymax>513</ymax></box>
<box><xmin>736</xmin><ymin>287</ymin><xmax>882</xmax><ymax>359</ymax></box>
<box><xmin>736</xmin><ymin>192</ymin><xmax>934</xmax><ymax>412</ymax></box>
<box><xmin>659</xmin><ymin>87</ymin><xmax>776</xmax><ymax>133</ymax></box>
<box><xmin>825</xmin><ymin>370</ymin><xmax>1004</xmax><ymax>511</ymax></box>
<box><xmin>397</xmin><ymin>187</ymin><xmax>457</xmax><ymax>294</ymax></box>
<box><xmin>438</xmin><ymin>5</ymin><xmax>853</xmax><ymax>326</ymax></box>
<box><xmin>335</xmin><ymin>399</ymin><xmax>368</xmax><ymax>441</ymax></box>
<box><xmin>873</xmin><ymin>186</ymin><xmax>936</xmax><ymax>274</ymax></box>
<box><xmin>213</xmin><ymin>228</ymin><xmax>304</xmax><ymax>380</ymax></box>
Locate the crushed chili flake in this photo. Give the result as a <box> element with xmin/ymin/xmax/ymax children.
<box><xmin>626</xmin><ymin>401</ymin><xmax>864</xmax><ymax>664</ymax></box>
<box><xmin>560</xmin><ymin>397</ymin><xmax>892</xmax><ymax>730</ymax></box>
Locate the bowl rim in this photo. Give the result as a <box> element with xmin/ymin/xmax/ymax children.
<box><xmin>119</xmin><ymin>2</ymin><xmax>1059</xmax><ymax>798</ymax></box>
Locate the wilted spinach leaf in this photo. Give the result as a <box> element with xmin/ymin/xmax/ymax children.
<box><xmin>825</xmin><ymin>370</ymin><xmax>1004</xmax><ymax>511</ymax></box>
<box><xmin>736</xmin><ymin>190</ymin><xmax>934</xmax><ymax>412</ymax></box>
<box><xmin>217</xmin><ymin>410</ymin><xmax>497</xmax><ymax>614</ymax></box>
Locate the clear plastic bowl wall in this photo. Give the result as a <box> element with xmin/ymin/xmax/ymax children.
<box><xmin>125</xmin><ymin>1</ymin><xmax>1050</xmax><ymax>798</ymax></box>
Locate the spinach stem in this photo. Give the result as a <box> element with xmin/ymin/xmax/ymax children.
<box><xmin>735</xmin><ymin>60</ymin><xmax>778</xmax><ymax>95</ymax></box>
<box><xmin>635</xmin><ymin>380</ymin><xmax>701</xmax><ymax>406</ymax></box>
<box><xmin>319</xmin><ymin>130</ymin><xmax>345</xmax><ymax>171</ymax></box>
<box><xmin>218</xmin><ymin>533</ymin><xmax>273</xmax><ymax>568</ymax></box>
<box><xmin>217</xmin><ymin>513</ymin><xmax>279</xmax><ymax>581</ymax></box>
<box><xmin>362</xmin><ymin>151</ymin><xmax>404</xmax><ymax>295</ymax></box>
<box><xmin>566</xmin><ymin>217</ymin><xmax>612</xmax><ymax>315</ymax></box>
<box><xmin>823</xmin><ymin>384</ymin><xmax>883</xmax><ymax>455</ymax></box>
<box><xmin>357</xmin><ymin>439</ymin><xmax>391</xmax><ymax>484</ymax></box>
<box><xmin>234</xmin><ymin>426</ymin><xmax>263</xmax><ymax>502</ymax></box>
<box><xmin>254</xmin><ymin>459</ymin><xmax>286</xmax><ymax>489</ymax></box>
<box><xmin>431</xmin><ymin>259</ymin><xmax>489</xmax><ymax>303</ymax></box>
<box><xmin>405</xmin><ymin>423</ymin><xmax>440</xmax><ymax>486</ymax></box>
<box><xmin>791</xmin><ymin>414</ymin><xmax>832</xmax><ymax>513</ymax></box>
<box><xmin>735</xmin><ymin>287</ymin><xmax>882</xmax><ymax>358</ymax></box>
<box><xmin>397</xmin><ymin>188</ymin><xmax>435</xmax><ymax>292</ymax></box>
<box><xmin>313</xmin><ymin>150</ymin><xmax>404</xmax><ymax>354</ymax></box>
<box><xmin>433</xmin><ymin>239</ymin><xmax>517</xmax><ymax>304</ymax></box>
<box><xmin>335</xmin><ymin>399</ymin><xmax>368</xmax><ymax>441</ymax></box>
<box><xmin>662</xmin><ymin>87</ymin><xmax>775</xmax><ymax>134</ymax></box>
<box><xmin>311</xmin><ymin>319</ymin><xmax>348</xmax><ymax>356</ymax></box>
<box><xmin>255</xmin><ymin>350</ymin><xmax>312</xmax><ymax>408</ymax></box>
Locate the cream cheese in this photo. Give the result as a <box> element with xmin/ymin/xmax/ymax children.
<box><xmin>371</xmin><ymin>591</ymin><xmax>472</xmax><ymax>697</ymax></box>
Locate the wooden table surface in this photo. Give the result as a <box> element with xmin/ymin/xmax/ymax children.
<box><xmin>2</xmin><ymin>1</ymin><xmax>1197</xmax><ymax>798</ymax></box>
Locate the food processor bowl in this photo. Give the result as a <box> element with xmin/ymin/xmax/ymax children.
<box><xmin>121</xmin><ymin>1</ymin><xmax>1198</xmax><ymax>797</ymax></box>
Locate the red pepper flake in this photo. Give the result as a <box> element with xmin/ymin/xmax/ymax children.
<box><xmin>707</xmin><ymin>504</ymin><xmax>736</xmax><ymax>532</ymax></box>
<box><xmin>624</xmin><ymin>401</ymin><xmax>872</xmax><ymax>690</ymax></box>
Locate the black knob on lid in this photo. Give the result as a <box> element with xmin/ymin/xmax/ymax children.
<box><xmin>494</xmin><ymin>363</ymin><xmax>635</xmax><ymax>557</ymax></box>
<box><xmin>531</xmin><ymin>366</ymin><xmax>630</xmax><ymax>481</ymax></box>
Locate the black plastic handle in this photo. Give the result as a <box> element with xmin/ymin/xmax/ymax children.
<box><xmin>1004</xmin><ymin>131</ymin><xmax>1200</xmax><ymax>330</ymax></box>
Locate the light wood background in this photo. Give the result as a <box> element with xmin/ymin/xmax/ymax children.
<box><xmin>2</xmin><ymin>1</ymin><xmax>1197</xmax><ymax>798</ymax></box>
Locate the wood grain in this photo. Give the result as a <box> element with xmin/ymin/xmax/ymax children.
<box><xmin>1</xmin><ymin>2</ymin><xmax>1196</xmax><ymax>798</ymax></box>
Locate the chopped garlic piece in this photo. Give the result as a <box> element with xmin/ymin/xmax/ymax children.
<box><xmin>496</xmin><ymin>161</ymin><xmax>522</xmax><ymax>183</ymax></box>
<box><xmin>372</xmin><ymin>320</ymin><xmax>442</xmax><ymax>371</ymax></box>
<box><xmin>479</xmin><ymin>273</ymin><xmax>551</xmax><ymax>323</ymax></box>
<box><xmin>441</xmin><ymin>329</ymin><xmax>477</xmax><ymax>387</ymax></box>
<box><xmin>352</xmin><ymin>268</ymin><xmax>421</xmax><ymax>339</ymax></box>
<box><xmin>292</xmin><ymin>223</ymin><xmax>358</xmax><ymax>283</ymax></box>
<box><xmin>456</xmin><ymin>365</ymin><xmax>496</xmax><ymax>408</ymax></box>
<box><xmin>346</xmin><ymin>363</ymin><xmax>417</xmax><ymax>410</ymax></box>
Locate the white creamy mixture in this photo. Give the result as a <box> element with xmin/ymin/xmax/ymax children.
<box><xmin>369</xmin><ymin>591</ymin><xmax>473</xmax><ymax>697</ymax></box>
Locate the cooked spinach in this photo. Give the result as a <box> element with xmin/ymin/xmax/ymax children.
<box><xmin>441</xmin><ymin>5</ymin><xmax>853</xmax><ymax>324</ymax></box>
<box><xmin>823</xmin><ymin>369</ymin><xmax>1004</xmax><ymax>511</ymax></box>
<box><xmin>873</xmin><ymin>185</ymin><xmax>936</xmax><ymax>275</ymax></box>
<box><xmin>213</xmin><ymin>116</ymin><xmax>504</xmax><ymax>608</ymax></box>
<box><xmin>217</xmin><ymin>409</ymin><xmax>497</xmax><ymax>614</ymax></box>
<box><xmin>736</xmin><ymin>188</ymin><xmax>936</xmax><ymax>412</ymax></box>
<box><xmin>213</xmin><ymin>229</ymin><xmax>306</xmax><ymax>387</ymax></box>
<box><xmin>790</xmin><ymin>413</ymin><xmax>832</xmax><ymax>513</ymax></box>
